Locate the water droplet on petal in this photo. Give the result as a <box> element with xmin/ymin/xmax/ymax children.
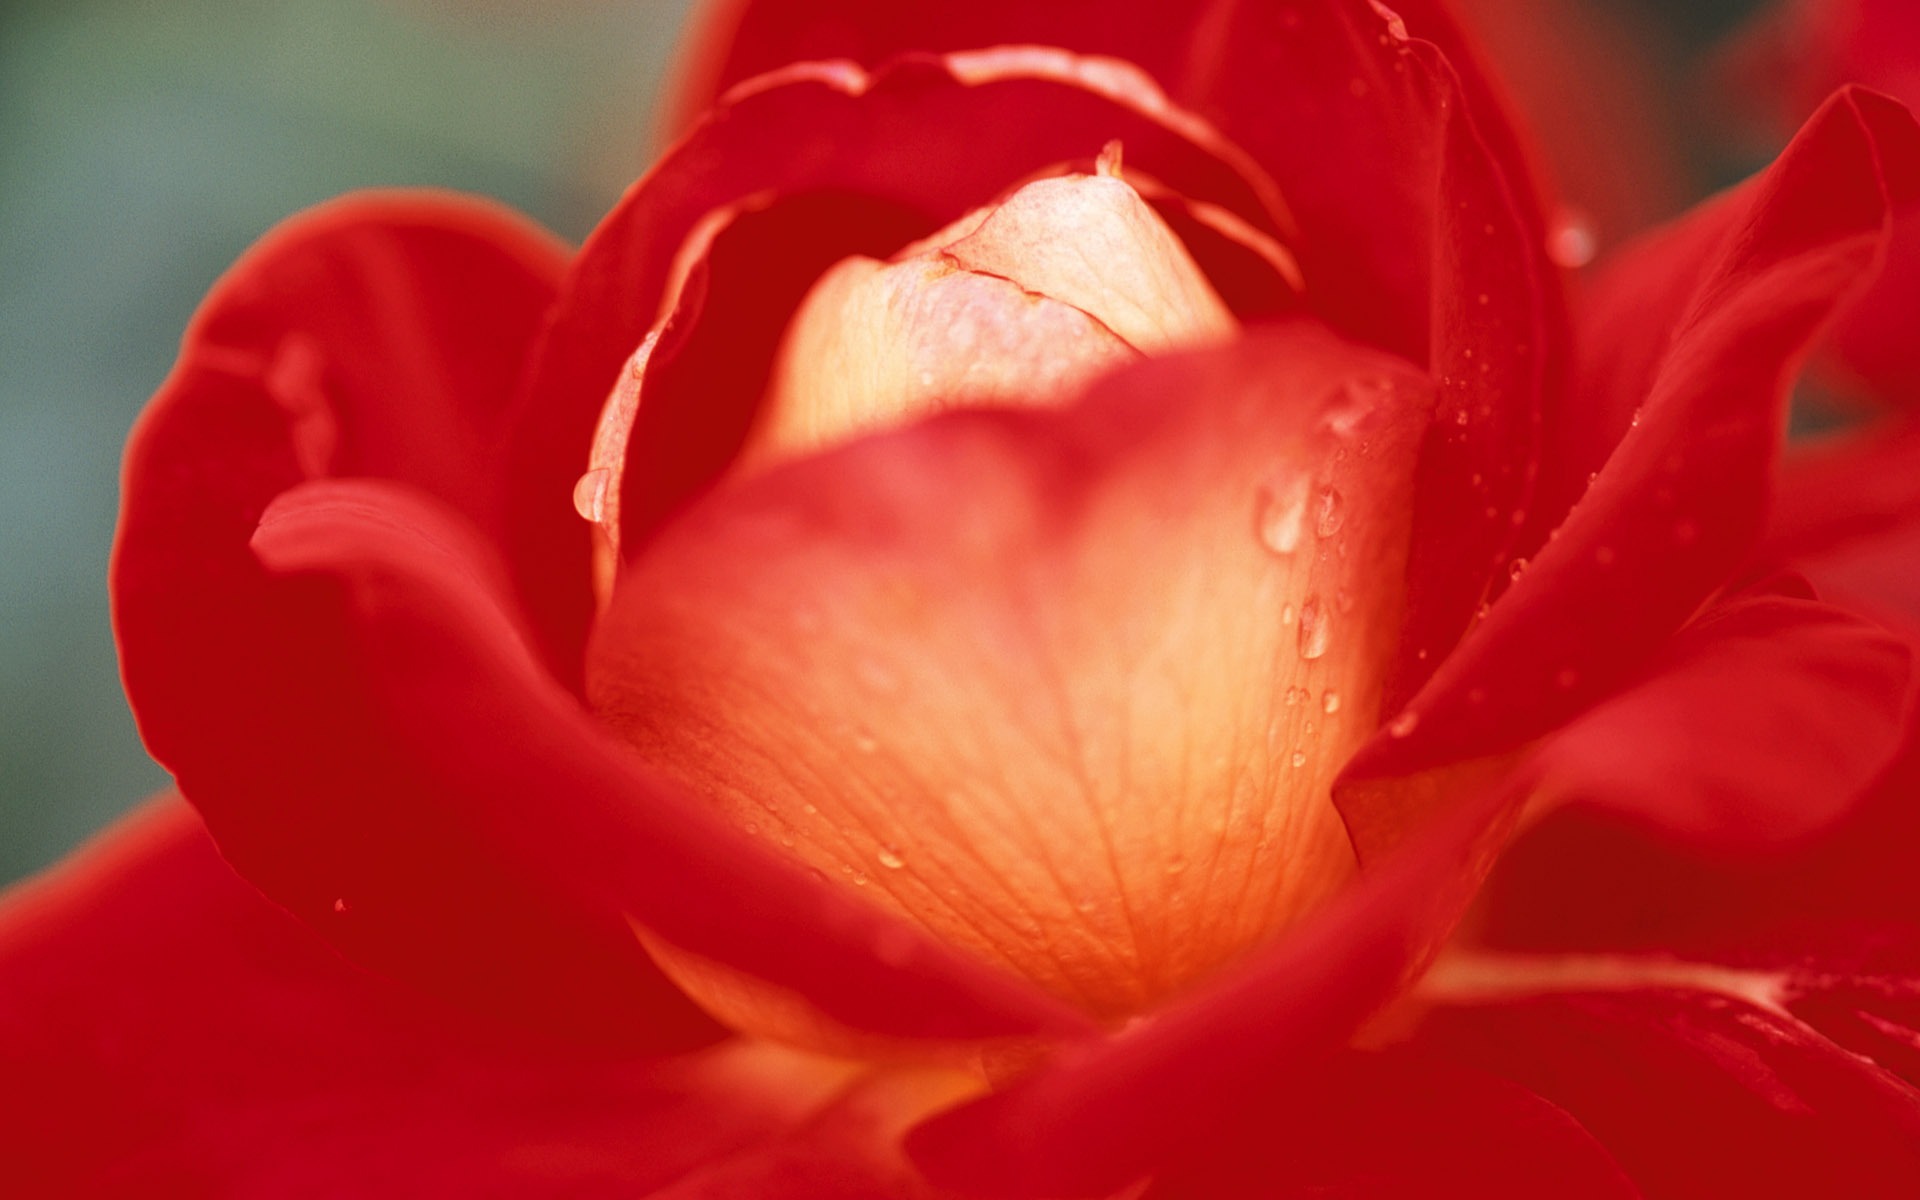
<box><xmin>1387</xmin><ymin>711</ymin><xmax>1420</xmax><ymax>738</ymax></box>
<box><xmin>1322</xmin><ymin>690</ymin><xmax>1342</xmax><ymax>714</ymax></box>
<box><xmin>572</xmin><ymin>468</ymin><xmax>610</xmax><ymax>523</ymax></box>
<box><xmin>1281</xmin><ymin>603</ymin><xmax>1297</xmax><ymax>627</ymax></box>
<box><xmin>877</xmin><ymin>845</ymin><xmax>906</xmax><ymax>870</ymax></box>
<box><xmin>1314</xmin><ymin>485</ymin><xmax>1345</xmax><ymax>537</ymax></box>
<box><xmin>1256</xmin><ymin>476</ymin><xmax>1311</xmax><ymax>555</ymax></box>
<box><xmin>852</xmin><ymin>731</ymin><xmax>879</xmax><ymax>754</ymax></box>
<box><xmin>1290</xmin><ymin>749</ymin><xmax>1308</xmax><ymax>768</ymax></box>
<box><xmin>331</xmin><ymin>897</ymin><xmax>349</xmax><ymax>915</ymax></box>
<box><xmin>1298</xmin><ymin>596</ymin><xmax>1330</xmax><ymax>660</ymax></box>
<box><xmin>1508</xmin><ymin>557</ymin><xmax>1529</xmax><ymax>582</ymax></box>
<box><xmin>1547</xmin><ymin>210</ymin><xmax>1597</xmax><ymax>268</ymax></box>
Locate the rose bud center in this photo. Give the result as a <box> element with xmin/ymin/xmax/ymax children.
<box><xmin>736</xmin><ymin>146</ymin><xmax>1237</xmax><ymax>470</ymax></box>
<box><xmin>587</xmin><ymin>154</ymin><xmax>1425</xmax><ymax>1047</ymax></box>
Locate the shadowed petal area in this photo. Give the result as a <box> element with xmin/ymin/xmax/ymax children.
<box><xmin>109</xmin><ymin>193</ymin><xmax>713</xmax><ymax>1041</ymax></box>
<box><xmin>1341</xmin><ymin>89</ymin><xmax>1920</xmax><ymax>857</ymax></box>
<box><xmin>247</xmin><ymin>478</ymin><xmax>1088</xmax><ymax>1045</ymax></box>
<box><xmin>1529</xmin><ymin>588</ymin><xmax>1911</xmax><ymax>854</ymax></box>
<box><xmin>589</xmin><ymin>323</ymin><xmax>1432</xmax><ymax>1029</ymax></box>
<box><xmin>0</xmin><ymin>798</ymin><xmax>970</xmax><ymax>1197</ymax></box>
<box><xmin>1140</xmin><ymin>1050</ymin><xmax>1635</xmax><ymax>1199</ymax></box>
<box><xmin>1415</xmin><ymin>939</ymin><xmax>1920</xmax><ymax>1197</ymax></box>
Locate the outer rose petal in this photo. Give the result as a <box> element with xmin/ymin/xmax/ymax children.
<box><xmin>247</xmin><ymin>477</ymin><xmax>1086</xmax><ymax>1044</ymax></box>
<box><xmin>1726</xmin><ymin>0</ymin><xmax>1920</xmax><ymax>406</ymax></box>
<box><xmin>0</xmin><ymin>798</ymin><xmax>966</xmax><ymax>1197</ymax></box>
<box><xmin>1341</xmin><ymin>89</ymin><xmax>1920</xmax><ymax>856</ymax></box>
<box><xmin>1766</xmin><ymin>417</ymin><xmax>1920</xmax><ymax>628</ymax></box>
<box><xmin>110</xmin><ymin>193</ymin><xmax>708</xmax><ymax>1041</ymax></box>
<box><xmin>1527</xmin><ymin>588</ymin><xmax>1912</xmax><ymax>854</ymax></box>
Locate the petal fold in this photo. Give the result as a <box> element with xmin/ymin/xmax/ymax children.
<box><xmin>1341</xmin><ymin>88</ymin><xmax>1920</xmax><ymax>856</ymax></box>
<box><xmin>1530</xmin><ymin>589</ymin><xmax>1912</xmax><ymax>854</ymax></box>
<box><xmin>109</xmin><ymin>194</ymin><xmax>698</xmax><ymax>1039</ymax></box>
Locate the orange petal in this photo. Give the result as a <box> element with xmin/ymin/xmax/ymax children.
<box><xmin>744</xmin><ymin>167</ymin><xmax>1234</xmax><ymax>467</ymax></box>
<box><xmin>588</xmin><ymin>322</ymin><xmax>1433</xmax><ymax>1032</ymax></box>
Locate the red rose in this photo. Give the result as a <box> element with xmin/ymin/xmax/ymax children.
<box><xmin>6</xmin><ymin>1</ymin><xmax>1920</xmax><ymax>1194</ymax></box>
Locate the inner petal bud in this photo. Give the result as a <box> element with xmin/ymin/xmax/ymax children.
<box><xmin>739</xmin><ymin>153</ymin><xmax>1236</xmax><ymax>469</ymax></box>
<box><xmin>585</xmin><ymin>160</ymin><xmax>1430</xmax><ymax>1049</ymax></box>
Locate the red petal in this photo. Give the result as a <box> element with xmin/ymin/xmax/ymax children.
<box><xmin>665</xmin><ymin>1</ymin><xmax>1547</xmax><ymax>356</ymax></box>
<box><xmin>1415</xmin><ymin>948</ymin><xmax>1920</xmax><ymax>1196</ymax></box>
<box><xmin>109</xmin><ymin>194</ymin><xmax>707</xmax><ymax>1040</ymax></box>
<box><xmin>903</xmin><ymin>775</ymin><xmax>1522</xmax><ymax>1198</ymax></box>
<box><xmin>1724</xmin><ymin>0</ymin><xmax>1920</xmax><ymax>407</ymax></box>
<box><xmin>0</xmin><ymin>798</ymin><xmax>961</xmax><ymax>1196</ymax></box>
<box><xmin>249</xmin><ymin>477</ymin><xmax>1085</xmax><ymax>1044</ymax></box>
<box><xmin>1141</xmin><ymin>1050</ymin><xmax>1635</xmax><ymax>1199</ymax></box>
<box><xmin>1341</xmin><ymin>89</ymin><xmax>1920</xmax><ymax>855</ymax></box>
<box><xmin>1529</xmin><ymin>589</ymin><xmax>1912</xmax><ymax>854</ymax></box>
<box><xmin>504</xmin><ymin>48</ymin><xmax>1302</xmax><ymax>677</ymax></box>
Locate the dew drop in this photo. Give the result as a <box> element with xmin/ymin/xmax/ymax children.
<box><xmin>1165</xmin><ymin>855</ymin><xmax>1189</xmax><ymax>876</ymax></box>
<box><xmin>1387</xmin><ymin>711</ymin><xmax>1420</xmax><ymax>738</ymax></box>
<box><xmin>1255</xmin><ymin>478</ymin><xmax>1310</xmax><ymax>555</ymax></box>
<box><xmin>1322</xmin><ymin>690</ymin><xmax>1342</xmax><ymax>714</ymax></box>
<box><xmin>331</xmin><ymin>897</ymin><xmax>350</xmax><ymax>915</ymax></box>
<box><xmin>877</xmin><ymin>845</ymin><xmax>906</xmax><ymax>870</ymax></box>
<box><xmin>1508</xmin><ymin>557</ymin><xmax>1529</xmax><ymax>582</ymax></box>
<box><xmin>1314</xmin><ymin>485</ymin><xmax>1346</xmax><ymax>537</ymax></box>
<box><xmin>1282</xmin><ymin>603</ymin><xmax>1297</xmax><ymax>626</ymax></box>
<box><xmin>1298</xmin><ymin>596</ymin><xmax>1330</xmax><ymax>660</ymax></box>
<box><xmin>1547</xmin><ymin>210</ymin><xmax>1597</xmax><ymax>269</ymax></box>
<box><xmin>852</xmin><ymin>731</ymin><xmax>879</xmax><ymax>754</ymax></box>
<box><xmin>1290</xmin><ymin>749</ymin><xmax>1308</xmax><ymax>768</ymax></box>
<box><xmin>572</xmin><ymin>467</ymin><xmax>610</xmax><ymax>523</ymax></box>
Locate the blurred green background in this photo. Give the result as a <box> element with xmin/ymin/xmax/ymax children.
<box><xmin>0</xmin><ymin>0</ymin><xmax>694</xmax><ymax>883</ymax></box>
<box><xmin>0</xmin><ymin>0</ymin><xmax>1771</xmax><ymax>886</ymax></box>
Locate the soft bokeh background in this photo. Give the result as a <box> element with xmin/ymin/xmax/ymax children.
<box><xmin>0</xmin><ymin>0</ymin><xmax>1774</xmax><ymax>885</ymax></box>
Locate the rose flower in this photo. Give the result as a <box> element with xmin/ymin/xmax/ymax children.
<box><xmin>6</xmin><ymin>0</ymin><xmax>1920</xmax><ymax>1194</ymax></box>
